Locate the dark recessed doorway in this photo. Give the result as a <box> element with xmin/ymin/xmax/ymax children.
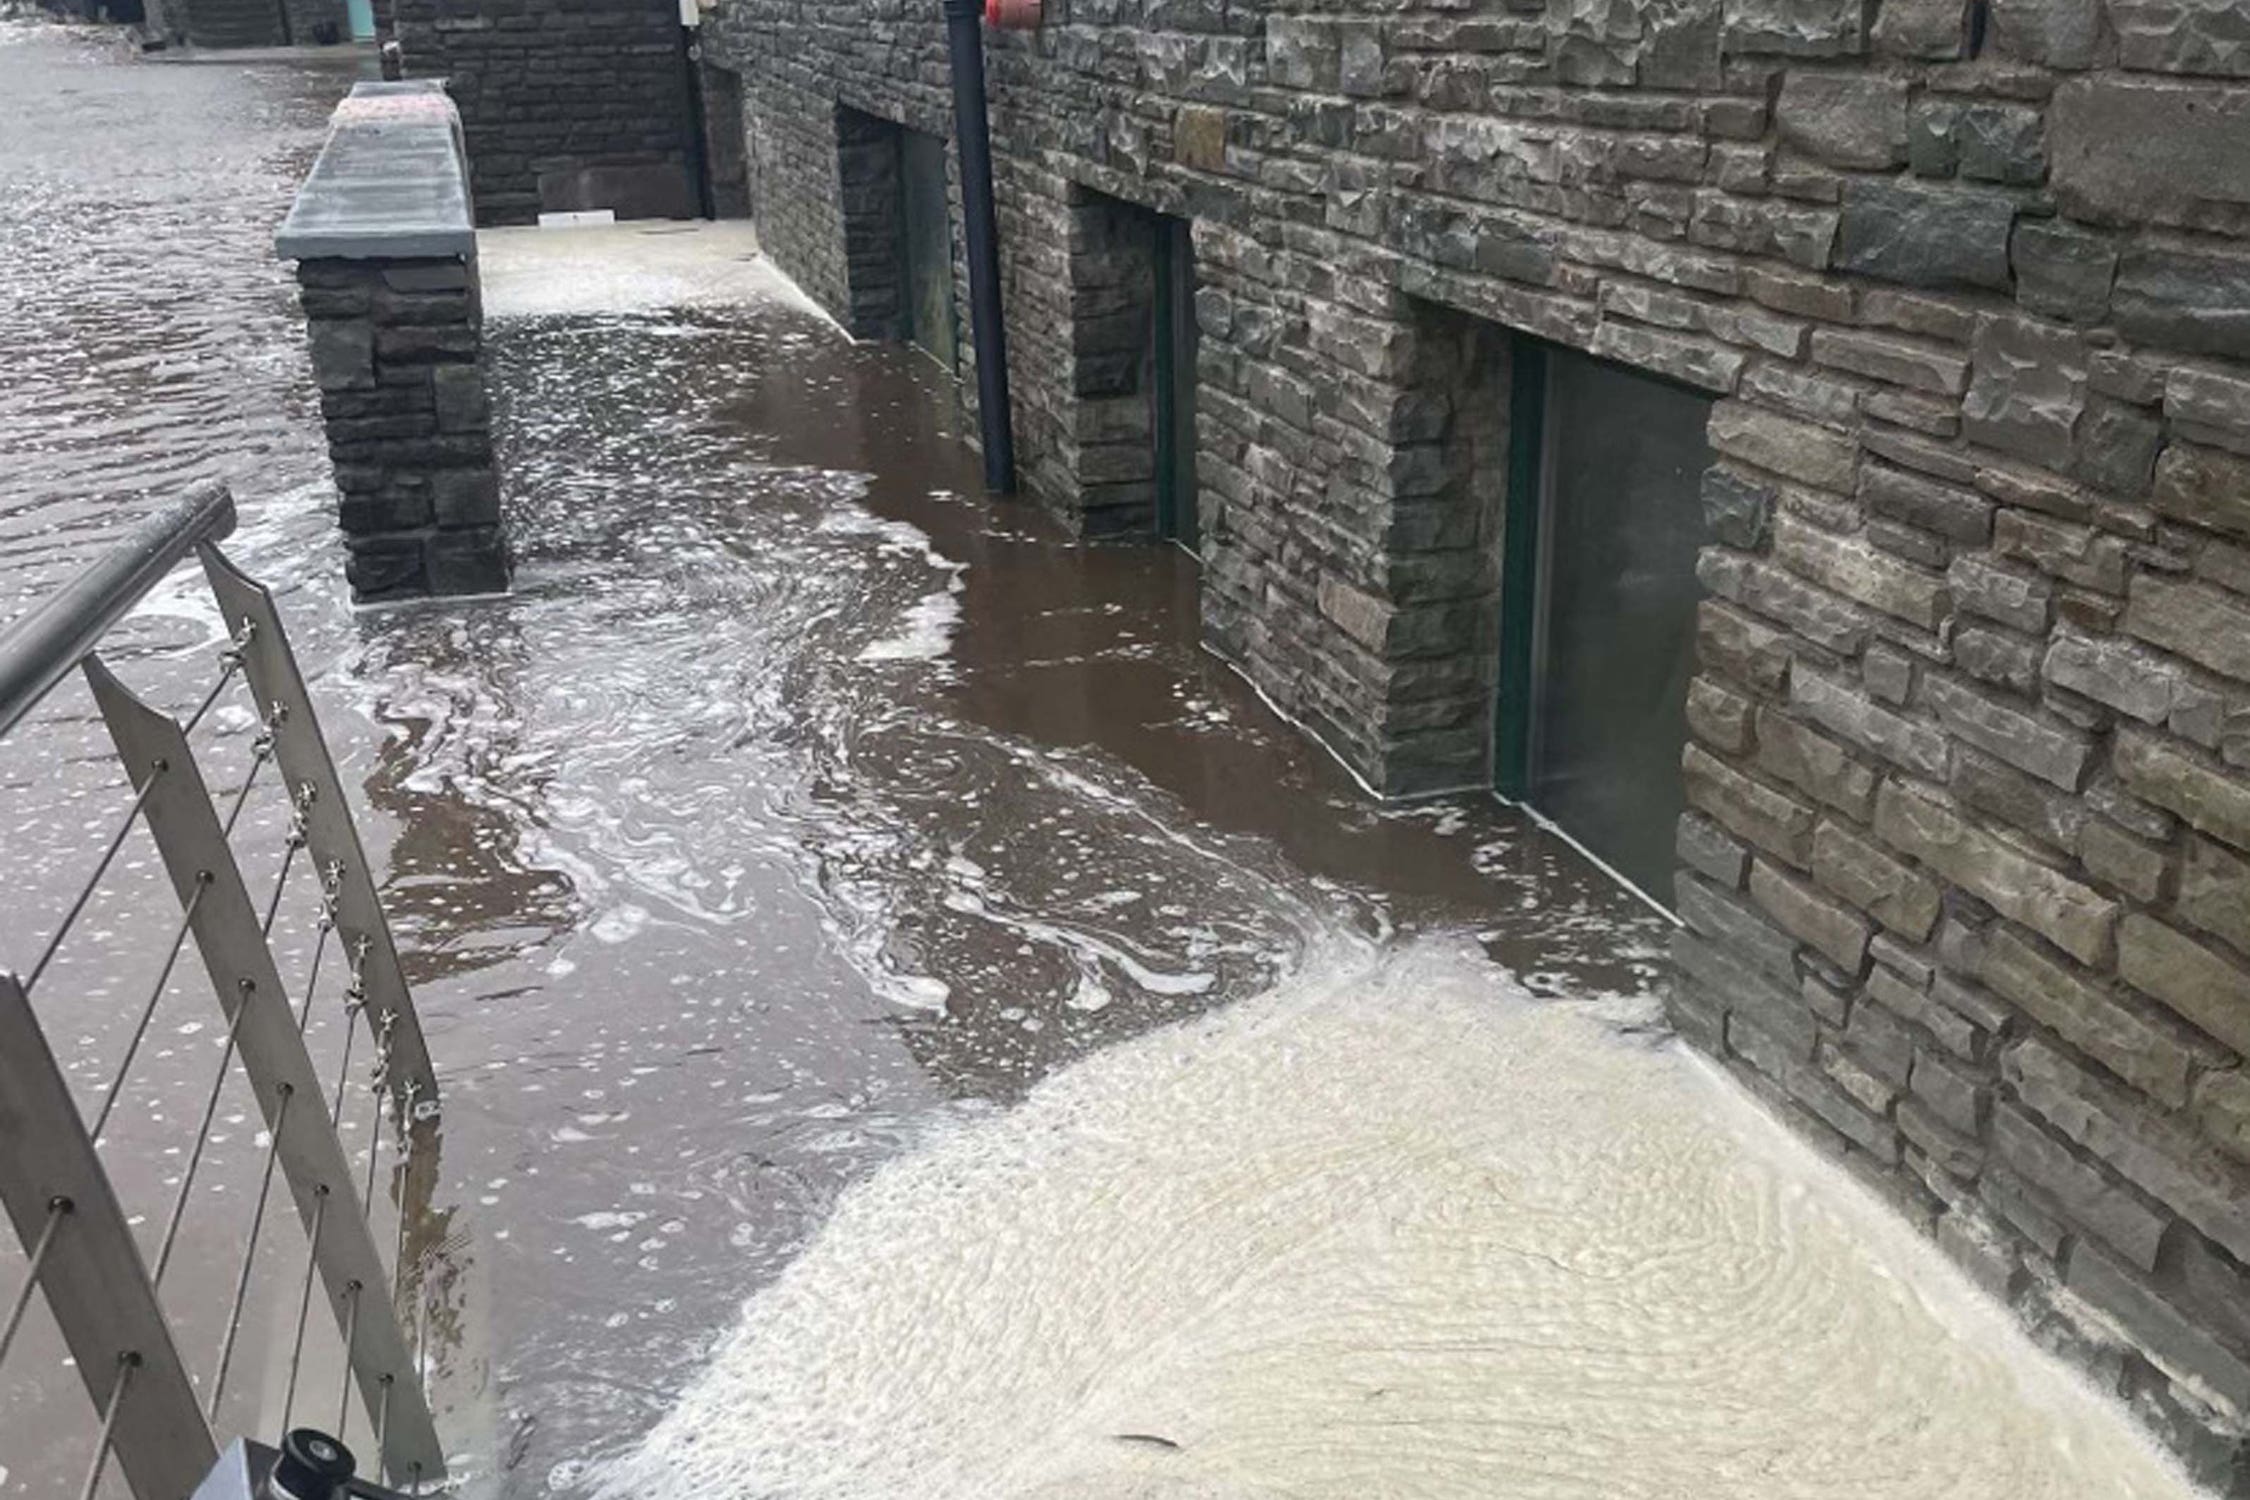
<box><xmin>1496</xmin><ymin>338</ymin><xmax>1715</xmax><ymax>903</ymax></box>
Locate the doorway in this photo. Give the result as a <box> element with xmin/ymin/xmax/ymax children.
<box><xmin>1495</xmin><ymin>339</ymin><xmax>1714</xmax><ymax>902</ymax></box>
<box><xmin>899</xmin><ymin>128</ymin><xmax>955</xmax><ymax>370</ymax></box>
<box><xmin>1152</xmin><ymin>216</ymin><xmax>1198</xmax><ymax>554</ymax></box>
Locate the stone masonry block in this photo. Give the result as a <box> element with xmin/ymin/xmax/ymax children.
<box><xmin>1813</xmin><ymin>817</ymin><xmax>1943</xmax><ymax>938</ymax></box>
<box><xmin>2044</xmin><ymin>633</ymin><xmax>2179</xmax><ymax>725</ymax></box>
<box><xmin>1793</xmin><ymin>667</ymin><xmax>1951</xmax><ymax>777</ymax></box>
<box><xmin>1697</xmin><ymin>599</ymin><xmax>1793</xmax><ymax>691</ymax></box>
<box><xmin>2118</xmin><ymin>913</ymin><xmax>2250</xmax><ymax>1057</ymax></box>
<box><xmin>1776</xmin><ymin>73</ymin><xmax>1910</xmax><ymax>169</ymax></box>
<box><xmin>2115</xmin><ymin>727</ymin><xmax>2250</xmax><ymax>851</ymax></box>
<box><xmin>2008</xmin><ymin>1034</ymin><xmax>2250</xmax><ymax>1263</ymax></box>
<box><xmin>1983</xmin><ymin>924</ymin><xmax>2203</xmax><ymax>1107</ymax></box>
<box><xmin>1991</xmin><ymin>1103</ymin><xmax>2169</xmax><ymax>1269</ymax></box>
<box><xmin>1751</xmin><ymin>856</ymin><xmax>1873</xmax><ymax>971</ymax></box>
<box><xmin>1772</xmin><ymin>514</ymin><xmax>1948</xmax><ymax>630</ymax></box>
<box><xmin>1700</xmin><ymin>549</ymin><xmax>1872</xmax><ymax>654</ymax></box>
<box><xmin>1756</xmin><ymin>705</ymin><xmax>1879</xmax><ymax>818</ymax></box>
<box><xmin>1925</xmin><ymin>673</ymin><xmax>2094</xmax><ymax>791</ymax></box>
<box><xmin>2152</xmin><ymin>442</ymin><xmax>2250</xmax><ymax>543</ymax></box>
<box><xmin>2182</xmin><ymin>835</ymin><xmax>2250</xmax><ymax>953</ymax></box>
<box><xmin>1837</xmin><ymin>180</ymin><xmax>2016</xmax><ymax>292</ymax></box>
<box><xmin>1948</xmin><ymin>552</ymin><xmax>2052</xmax><ymax>632</ymax></box>
<box><xmin>1876</xmin><ymin>780</ymin><xmax>2119</xmax><ymax>963</ymax></box>
<box><xmin>1679</xmin><ymin>810</ymin><xmax>1751</xmax><ymax>888</ymax></box>
<box><xmin>2070</xmin><ymin>1244</ymin><xmax>2250</xmax><ymax>1419</ymax></box>
<box><xmin>1684</xmin><ymin>743</ymin><xmax>1820</xmax><ymax>865</ymax></box>
<box><xmin>1708</xmin><ymin>400</ymin><xmax>1859</xmax><ymax>491</ymax></box>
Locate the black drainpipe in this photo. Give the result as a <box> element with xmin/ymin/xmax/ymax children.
<box><xmin>942</xmin><ymin>0</ymin><xmax>1016</xmax><ymax>494</ymax></box>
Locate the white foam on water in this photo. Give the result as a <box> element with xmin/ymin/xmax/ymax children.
<box><xmin>606</xmin><ymin>935</ymin><xmax>2204</xmax><ymax>1500</ymax></box>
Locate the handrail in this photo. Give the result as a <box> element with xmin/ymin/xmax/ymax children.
<box><xmin>0</xmin><ymin>482</ymin><xmax>237</xmax><ymax>740</ymax></box>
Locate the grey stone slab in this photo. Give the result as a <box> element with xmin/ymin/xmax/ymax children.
<box><xmin>276</xmin><ymin>83</ymin><xmax>476</xmax><ymax>262</ymax></box>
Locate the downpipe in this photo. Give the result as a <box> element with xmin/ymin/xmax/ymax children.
<box><xmin>942</xmin><ymin>0</ymin><xmax>1017</xmax><ymax>494</ymax></box>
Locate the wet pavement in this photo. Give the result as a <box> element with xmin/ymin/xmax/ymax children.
<box><xmin>0</xmin><ymin>21</ymin><xmax>2212</xmax><ymax>1500</ymax></box>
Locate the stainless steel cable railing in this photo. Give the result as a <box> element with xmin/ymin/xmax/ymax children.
<box><xmin>0</xmin><ymin>483</ymin><xmax>448</xmax><ymax>1497</ymax></box>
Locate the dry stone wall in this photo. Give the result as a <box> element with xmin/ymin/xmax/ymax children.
<box><xmin>703</xmin><ymin>0</ymin><xmax>2250</xmax><ymax>1482</ymax></box>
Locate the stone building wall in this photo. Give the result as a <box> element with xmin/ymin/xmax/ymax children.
<box><xmin>387</xmin><ymin>0</ymin><xmax>699</xmax><ymax>225</ymax></box>
<box><xmin>703</xmin><ymin>0</ymin><xmax>2250</xmax><ymax>1484</ymax></box>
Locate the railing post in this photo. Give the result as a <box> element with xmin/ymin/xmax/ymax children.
<box><xmin>200</xmin><ymin>543</ymin><xmax>441</xmax><ymax>1113</ymax></box>
<box><xmin>0</xmin><ymin>971</ymin><xmax>216</xmax><ymax>1500</ymax></box>
<box><xmin>83</xmin><ymin>658</ymin><xmax>447</xmax><ymax>1486</ymax></box>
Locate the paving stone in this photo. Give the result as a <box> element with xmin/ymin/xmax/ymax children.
<box><xmin>1722</xmin><ymin>0</ymin><xmax>1869</xmax><ymax>55</ymax></box>
<box><xmin>2166</xmin><ymin>364</ymin><xmax>2250</xmax><ymax>455</ymax></box>
<box><xmin>1994</xmin><ymin>510</ymin><xmax>2129</xmax><ymax>597</ymax></box>
<box><xmin>2078</xmin><ymin>817</ymin><xmax>2171</xmax><ymax>904</ymax></box>
<box><xmin>1873</xmin><ymin>0</ymin><xmax>1968</xmax><ymax>55</ymax></box>
<box><xmin>1875</xmin><ymin>965</ymin><xmax>1988</xmax><ymax>1058</ymax></box>
<box><xmin>1957</xmin><ymin>103</ymin><xmax>2047</xmax><ymax>186</ymax></box>
<box><xmin>2124</xmin><ymin>576</ymin><xmax>2250</xmax><ymax>692</ymax></box>
<box><xmin>1877</xmin><ymin>781</ymin><xmax>2118</xmax><ymax>964</ymax></box>
<box><xmin>1983</xmin><ymin>925</ymin><xmax>2197</xmax><ymax>1105</ymax></box>
<box><xmin>2107</xmin><ymin>0</ymin><xmax>2250</xmax><ymax>80</ymax></box>
<box><xmin>1952</xmin><ymin>744</ymin><xmax>2088</xmax><ymax>850</ymax></box>
<box><xmin>1911</xmin><ymin>1041</ymin><xmax>1988</xmax><ymax>1133</ymax></box>
<box><xmin>1836</xmin><ymin>180</ymin><xmax>2017</xmax><ymax>292</ymax></box>
<box><xmin>2199</xmin><ymin>1072</ymin><xmax>2250</xmax><ymax>1167</ymax></box>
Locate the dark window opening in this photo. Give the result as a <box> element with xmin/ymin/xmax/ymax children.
<box><xmin>1495</xmin><ymin>338</ymin><xmax>1714</xmax><ymax>902</ymax></box>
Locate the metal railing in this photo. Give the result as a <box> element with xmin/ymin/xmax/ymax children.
<box><xmin>0</xmin><ymin>483</ymin><xmax>447</xmax><ymax>1496</ymax></box>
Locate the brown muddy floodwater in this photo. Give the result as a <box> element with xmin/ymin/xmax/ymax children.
<box><xmin>0</xmin><ymin>21</ymin><xmax>2213</xmax><ymax>1500</ymax></box>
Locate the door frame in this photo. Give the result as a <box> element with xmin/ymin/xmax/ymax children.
<box><xmin>1151</xmin><ymin>216</ymin><xmax>1199</xmax><ymax>556</ymax></box>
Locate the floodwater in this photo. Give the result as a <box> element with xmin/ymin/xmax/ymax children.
<box><xmin>0</xmin><ymin>19</ymin><xmax>2212</xmax><ymax>1500</ymax></box>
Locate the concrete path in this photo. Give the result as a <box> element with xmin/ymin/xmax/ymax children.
<box><xmin>476</xmin><ymin>220</ymin><xmax>835</xmax><ymax>323</ymax></box>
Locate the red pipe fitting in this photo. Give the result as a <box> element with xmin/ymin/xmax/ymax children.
<box><xmin>984</xmin><ymin>0</ymin><xmax>1041</xmax><ymax>28</ymax></box>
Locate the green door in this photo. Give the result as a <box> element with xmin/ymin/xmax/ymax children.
<box><xmin>1152</xmin><ymin>217</ymin><xmax>1199</xmax><ymax>555</ymax></box>
<box><xmin>1497</xmin><ymin>339</ymin><xmax>1714</xmax><ymax>901</ymax></box>
<box><xmin>899</xmin><ymin>129</ymin><xmax>954</xmax><ymax>370</ymax></box>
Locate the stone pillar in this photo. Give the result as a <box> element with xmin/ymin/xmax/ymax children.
<box><xmin>277</xmin><ymin>81</ymin><xmax>508</xmax><ymax>602</ymax></box>
<box><xmin>295</xmin><ymin>256</ymin><xmax>505</xmax><ymax>600</ymax></box>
